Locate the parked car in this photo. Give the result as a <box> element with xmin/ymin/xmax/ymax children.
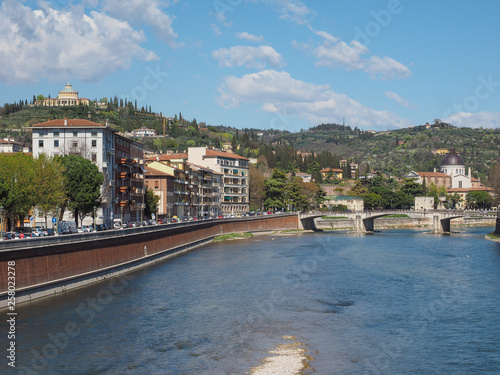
<box><xmin>33</xmin><ymin>228</ymin><xmax>45</xmax><ymax>237</ymax></box>
<box><xmin>3</xmin><ymin>232</ymin><xmax>15</xmax><ymax>240</ymax></box>
<box><xmin>23</xmin><ymin>233</ymin><xmax>36</xmax><ymax>238</ymax></box>
<box><xmin>43</xmin><ymin>228</ymin><xmax>55</xmax><ymax>236</ymax></box>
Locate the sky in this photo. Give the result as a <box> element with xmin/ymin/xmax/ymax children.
<box><xmin>1</xmin><ymin>0</ymin><xmax>500</xmax><ymax>132</ymax></box>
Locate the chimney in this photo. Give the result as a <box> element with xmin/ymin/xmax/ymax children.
<box><xmin>64</xmin><ymin>118</ymin><xmax>68</xmax><ymax>126</ymax></box>
<box><xmin>434</xmin><ymin>168</ymin><xmax>436</xmax><ymax>173</ymax></box>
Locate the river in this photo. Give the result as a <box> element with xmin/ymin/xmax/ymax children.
<box><xmin>3</xmin><ymin>227</ymin><xmax>500</xmax><ymax>374</ymax></box>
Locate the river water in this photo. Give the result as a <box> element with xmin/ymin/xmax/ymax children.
<box><xmin>4</xmin><ymin>227</ymin><xmax>500</xmax><ymax>374</ymax></box>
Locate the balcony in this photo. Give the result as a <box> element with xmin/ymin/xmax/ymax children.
<box><xmin>131</xmin><ymin>188</ymin><xmax>145</xmax><ymax>195</ymax></box>
<box><xmin>118</xmin><ymin>172</ymin><xmax>129</xmax><ymax>179</ymax></box>
<box><xmin>174</xmin><ymin>179</ymin><xmax>189</xmax><ymax>185</ymax></box>
<box><xmin>118</xmin><ymin>200</ymin><xmax>127</xmax><ymax>207</ymax></box>
<box><xmin>108</xmin><ymin>180</ymin><xmax>115</xmax><ymax>187</ymax></box>
<box><xmin>118</xmin><ymin>186</ymin><xmax>129</xmax><ymax>193</ymax></box>
<box><xmin>132</xmin><ymin>173</ymin><xmax>144</xmax><ymax>180</ymax></box>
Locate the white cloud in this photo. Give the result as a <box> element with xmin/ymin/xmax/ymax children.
<box><xmin>103</xmin><ymin>0</ymin><xmax>178</xmax><ymax>47</ymax></box>
<box><xmin>236</xmin><ymin>32</ymin><xmax>264</xmax><ymax>43</ymax></box>
<box><xmin>212</xmin><ymin>46</ymin><xmax>285</xmax><ymax>69</ymax></box>
<box><xmin>217</xmin><ymin>69</ymin><xmax>411</xmax><ymax>130</ymax></box>
<box><xmin>366</xmin><ymin>56</ymin><xmax>412</xmax><ymax>80</ymax></box>
<box><xmin>247</xmin><ymin>0</ymin><xmax>314</xmax><ymax>25</ymax></box>
<box><xmin>444</xmin><ymin>112</ymin><xmax>500</xmax><ymax>128</ymax></box>
<box><xmin>314</xmin><ymin>40</ymin><xmax>368</xmax><ymax>71</ymax></box>
<box><xmin>211</xmin><ymin>24</ymin><xmax>223</xmax><ymax>37</ymax></box>
<box><xmin>385</xmin><ymin>91</ymin><xmax>416</xmax><ymax>109</ymax></box>
<box><xmin>307</xmin><ymin>31</ymin><xmax>411</xmax><ymax>80</ymax></box>
<box><xmin>0</xmin><ymin>1</ymin><xmax>157</xmax><ymax>84</ymax></box>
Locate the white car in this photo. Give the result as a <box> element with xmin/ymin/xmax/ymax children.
<box><xmin>32</xmin><ymin>228</ymin><xmax>44</xmax><ymax>237</ymax></box>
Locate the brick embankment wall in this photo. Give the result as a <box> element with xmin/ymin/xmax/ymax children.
<box><xmin>0</xmin><ymin>215</ymin><xmax>298</xmax><ymax>307</ymax></box>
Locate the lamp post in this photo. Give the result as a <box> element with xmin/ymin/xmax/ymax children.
<box><xmin>55</xmin><ymin>206</ymin><xmax>59</xmax><ymax>236</ymax></box>
<box><xmin>93</xmin><ymin>206</ymin><xmax>96</xmax><ymax>232</ymax></box>
<box><xmin>120</xmin><ymin>205</ymin><xmax>124</xmax><ymax>227</ymax></box>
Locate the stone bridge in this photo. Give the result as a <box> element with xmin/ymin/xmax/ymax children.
<box><xmin>298</xmin><ymin>210</ymin><xmax>487</xmax><ymax>234</ymax></box>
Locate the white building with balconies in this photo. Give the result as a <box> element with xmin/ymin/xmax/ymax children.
<box><xmin>188</xmin><ymin>147</ymin><xmax>249</xmax><ymax>214</ymax></box>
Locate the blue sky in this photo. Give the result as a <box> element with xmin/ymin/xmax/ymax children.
<box><xmin>1</xmin><ymin>0</ymin><xmax>500</xmax><ymax>132</ymax></box>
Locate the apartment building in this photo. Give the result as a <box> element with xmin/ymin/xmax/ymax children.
<box><xmin>31</xmin><ymin>118</ymin><xmax>144</xmax><ymax>226</ymax></box>
<box><xmin>188</xmin><ymin>147</ymin><xmax>249</xmax><ymax>215</ymax></box>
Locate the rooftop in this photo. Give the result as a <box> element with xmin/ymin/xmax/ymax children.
<box><xmin>32</xmin><ymin>119</ymin><xmax>107</xmax><ymax>128</ymax></box>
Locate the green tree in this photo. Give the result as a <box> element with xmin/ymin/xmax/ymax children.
<box><xmin>145</xmin><ymin>188</ymin><xmax>160</xmax><ymax>218</ymax></box>
<box><xmin>59</xmin><ymin>155</ymin><xmax>104</xmax><ymax>226</ymax></box>
<box><xmin>33</xmin><ymin>154</ymin><xmax>66</xmax><ymax>228</ymax></box>
<box><xmin>363</xmin><ymin>192</ymin><xmax>382</xmax><ymax>210</ymax></box>
<box><xmin>0</xmin><ymin>153</ymin><xmax>36</xmax><ymax>231</ymax></box>
<box><xmin>264</xmin><ymin>169</ymin><xmax>287</xmax><ymax>211</ymax></box>
<box><xmin>286</xmin><ymin>177</ymin><xmax>308</xmax><ymax>211</ymax></box>
<box><xmin>466</xmin><ymin>191</ymin><xmax>492</xmax><ymax>209</ymax></box>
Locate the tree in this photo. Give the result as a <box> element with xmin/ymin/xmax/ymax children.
<box><xmin>363</xmin><ymin>192</ymin><xmax>382</xmax><ymax>210</ymax></box>
<box><xmin>466</xmin><ymin>191</ymin><xmax>493</xmax><ymax>209</ymax></box>
<box><xmin>33</xmin><ymin>154</ymin><xmax>66</xmax><ymax>228</ymax></box>
<box><xmin>249</xmin><ymin>165</ymin><xmax>265</xmax><ymax>211</ymax></box>
<box><xmin>145</xmin><ymin>188</ymin><xmax>160</xmax><ymax>218</ymax></box>
<box><xmin>0</xmin><ymin>153</ymin><xmax>36</xmax><ymax>231</ymax></box>
<box><xmin>286</xmin><ymin>177</ymin><xmax>308</xmax><ymax>211</ymax></box>
<box><xmin>58</xmin><ymin>155</ymin><xmax>104</xmax><ymax>226</ymax></box>
<box><xmin>489</xmin><ymin>160</ymin><xmax>500</xmax><ymax>206</ymax></box>
<box><xmin>264</xmin><ymin>169</ymin><xmax>287</xmax><ymax>211</ymax></box>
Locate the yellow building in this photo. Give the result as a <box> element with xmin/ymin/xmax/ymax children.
<box><xmin>321</xmin><ymin>168</ymin><xmax>343</xmax><ymax>180</ymax></box>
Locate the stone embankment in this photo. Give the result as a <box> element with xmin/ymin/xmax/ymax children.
<box><xmin>316</xmin><ymin>216</ymin><xmax>496</xmax><ymax>231</ymax></box>
<box><xmin>0</xmin><ymin>215</ymin><xmax>299</xmax><ymax>308</ymax></box>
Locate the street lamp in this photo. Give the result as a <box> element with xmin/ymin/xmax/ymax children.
<box><xmin>120</xmin><ymin>205</ymin><xmax>124</xmax><ymax>226</ymax></box>
<box><xmin>93</xmin><ymin>206</ymin><xmax>96</xmax><ymax>232</ymax></box>
<box><xmin>55</xmin><ymin>206</ymin><xmax>60</xmax><ymax>236</ymax></box>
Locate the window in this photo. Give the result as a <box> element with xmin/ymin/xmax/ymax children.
<box><xmin>54</xmin><ymin>140</ymin><xmax>59</xmax><ymax>148</ymax></box>
<box><xmin>459</xmin><ymin>181</ymin><xmax>462</xmax><ymax>188</ymax></box>
<box><xmin>155</xmin><ymin>181</ymin><xmax>159</xmax><ymax>189</ymax></box>
<box><xmin>72</xmin><ymin>141</ymin><xmax>78</xmax><ymax>148</ymax></box>
<box><xmin>92</xmin><ymin>140</ymin><xmax>97</xmax><ymax>147</ymax></box>
<box><xmin>73</xmin><ymin>131</ymin><xmax>78</xmax><ymax>137</ymax></box>
<box><xmin>91</xmin><ymin>153</ymin><xmax>97</xmax><ymax>162</ymax></box>
<box><xmin>53</xmin><ymin>131</ymin><xmax>59</xmax><ymax>137</ymax></box>
<box><xmin>91</xmin><ymin>131</ymin><xmax>97</xmax><ymax>136</ymax></box>
<box><xmin>39</xmin><ymin>140</ymin><xmax>44</xmax><ymax>148</ymax></box>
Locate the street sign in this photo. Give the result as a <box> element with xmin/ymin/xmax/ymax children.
<box><xmin>52</xmin><ymin>218</ymin><xmax>57</xmax><ymax>224</ymax></box>
<box><xmin>151</xmin><ymin>214</ymin><xmax>155</xmax><ymax>219</ymax></box>
<box><xmin>30</xmin><ymin>216</ymin><xmax>34</xmax><ymax>222</ymax></box>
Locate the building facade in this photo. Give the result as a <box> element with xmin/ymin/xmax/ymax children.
<box><xmin>35</xmin><ymin>83</ymin><xmax>90</xmax><ymax>107</ymax></box>
<box><xmin>31</xmin><ymin>118</ymin><xmax>144</xmax><ymax>226</ymax></box>
<box><xmin>188</xmin><ymin>147</ymin><xmax>249</xmax><ymax>215</ymax></box>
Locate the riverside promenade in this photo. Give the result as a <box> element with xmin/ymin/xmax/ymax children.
<box><xmin>0</xmin><ymin>215</ymin><xmax>299</xmax><ymax>308</ymax></box>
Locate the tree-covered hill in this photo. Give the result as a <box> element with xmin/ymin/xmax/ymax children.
<box><xmin>1</xmin><ymin>100</ymin><xmax>498</xmax><ymax>182</ymax></box>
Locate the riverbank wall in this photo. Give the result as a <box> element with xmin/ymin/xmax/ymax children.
<box><xmin>0</xmin><ymin>215</ymin><xmax>298</xmax><ymax>308</ymax></box>
<box><xmin>316</xmin><ymin>216</ymin><xmax>496</xmax><ymax>231</ymax></box>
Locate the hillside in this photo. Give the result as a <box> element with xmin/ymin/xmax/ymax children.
<box><xmin>1</xmin><ymin>103</ymin><xmax>498</xmax><ymax>182</ymax></box>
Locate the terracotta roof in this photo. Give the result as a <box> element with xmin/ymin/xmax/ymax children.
<box><xmin>0</xmin><ymin>139</ymin><xmax>25</xmax><ymax>146</ymax></box>
<box><xmin>321</xmin><ymin>168</ymin><xmax>343</xmax><ymax>173</ymax></box>
<box><xmin>144</xmin><ymin>166</ymin><xmax>174</xmax><ymax>177</ymax></box>
<box><xmin>205</xmin><ymin>149</ymin><xmax>249</xmax><ymax>160</ymax></box>
<box><xmin>448</xmin><ymin>187</ymin><xmax>494</xmax><ymax>192</ymax></box>
<box><xmin>146</xmin><ymin>153</ymin><xmax>187</xmax><ymax>162</ymax></box>
<box><xmin>417</xmin><ymin>172</ymin><xmax>450</xmax><ymax>178</ymax></box>
<box><xmin>31</xmin><ymin>119</ymin><xmax>106</xmax><ymax>127</ymax></box>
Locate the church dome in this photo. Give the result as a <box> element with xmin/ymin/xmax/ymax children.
<box><xmin>440</xmin><ymin>148</ymin><xmax>464</xmax><ymax>166</ymax></box>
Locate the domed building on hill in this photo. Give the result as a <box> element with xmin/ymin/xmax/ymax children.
<box><xmin>405</xmin><ymin>148</ymin><xmax>493</xmax><ymax>208</ymax></box>
<box><xmin>35</xmin><ymin>83</ymin><xmax>90</xmax><ymax>107</ymax></box>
